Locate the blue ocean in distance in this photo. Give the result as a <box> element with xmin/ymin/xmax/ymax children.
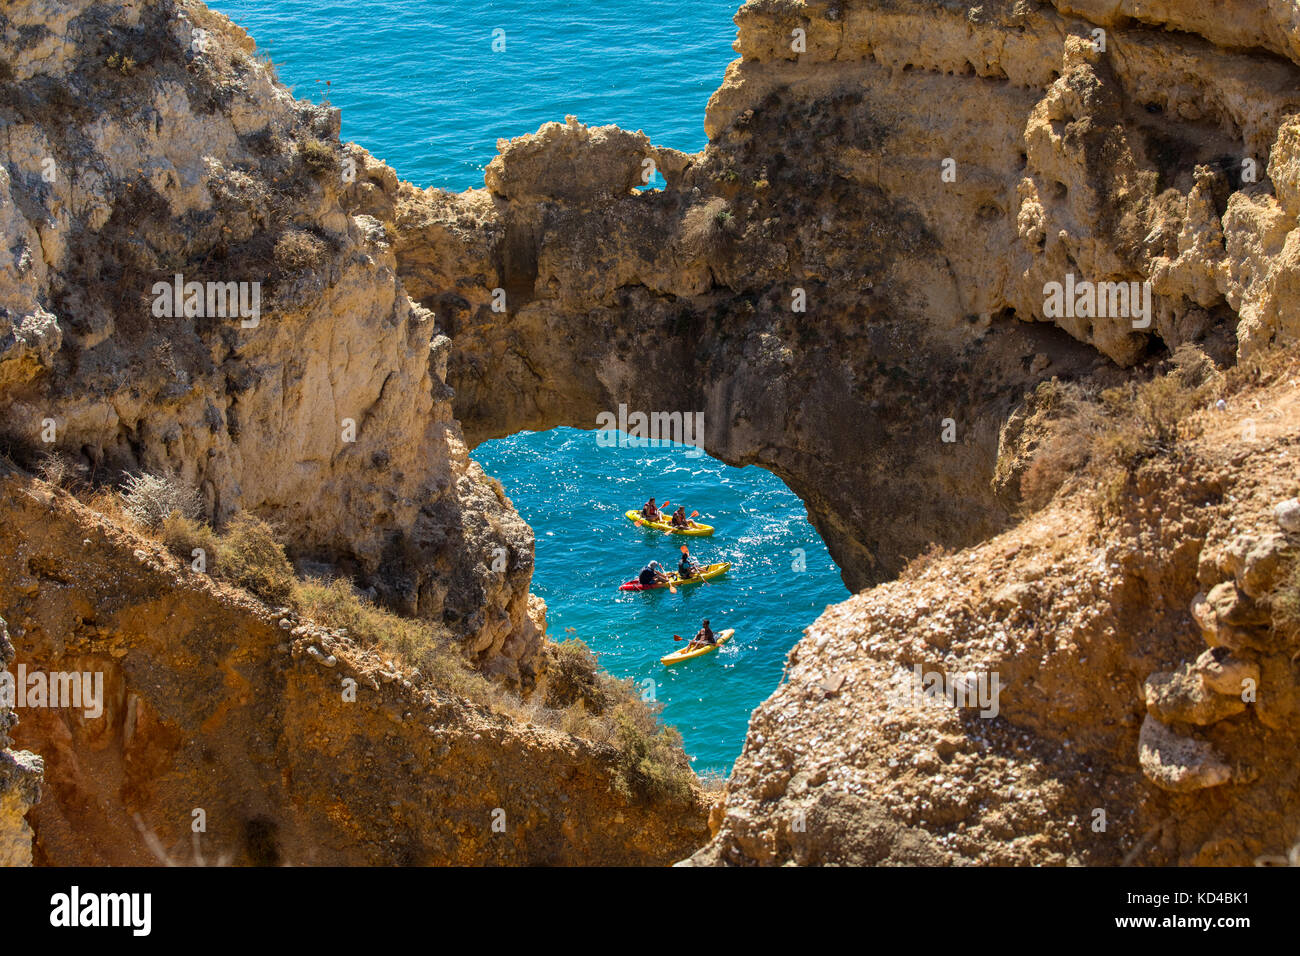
<box><xmin>208</xmin><ymin>0</ymin><xmax>742</xmax><ymax>191</ymax></box>
<box><xmin>207</xmin><ymin>0</ymin><xmax>851</xmax><ymax>771</ymax></box>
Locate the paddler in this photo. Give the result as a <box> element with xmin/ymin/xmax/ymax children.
<box><xmin>669</xmin><ymin>505</ymin><xmax>695</xmax><ymax>529</ymax></box>
<box><xmin>686</xmin><ymin>619</ymin><xmax>716</xmax><ymax>650</ymax></box>
<box><xmin>640</xmin><ymin>497</ymin><xmax>662</xmax><ymax>521</ymax></box>
<box><xmin>678</xmin><ymin>545</ymin><xmax>700</xmax><ymax>580</ymax></box>
<box><xmin>637</xmin><ymin>560</ymin><xmax>671</xmax><ymax>588</ymax></box>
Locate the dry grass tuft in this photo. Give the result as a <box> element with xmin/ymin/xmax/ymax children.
<box><xmin>273</xmin><ymin>229</ymin><xmax>327</xmax><ymax>271</ymax></box>
<box><xmin>1011</xmin><ymin>345</ymin><xmax>1221</xmax><ymax>519</ymax></box>
<box><xmin>214</xmin><ymin>513</ymin><xmax>296</xmax><ymax>603</ymax></box>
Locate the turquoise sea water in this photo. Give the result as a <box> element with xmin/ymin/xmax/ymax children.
<box><xmin>209</xmin><ymin>0</ymin><xmax>741</xmax><ymax>191</ymax></box>
<box><xmin>475</xmin><ymin>429</ymin><xmax>848</xmax><ymax>772</ymax></box>
<box><xmin>207</xmin><ymin>0</ymin><xmax>850</xmax><ymax>770</ymax></box>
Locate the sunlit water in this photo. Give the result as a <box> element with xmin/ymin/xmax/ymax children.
<box><xmin>474</xmin><ymin>429</ymin><xmax>848</xmax><ymax>772</ymax></box>
<box><xmin>208</xmin><ymin>0</ymin><xmax>741</xmax><ymax>191</ymax></box>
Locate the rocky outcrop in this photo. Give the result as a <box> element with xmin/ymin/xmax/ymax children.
<box><xmin>0</xmin><ymin>0</ymin><xmax>540</xmax><ymax>686</ymax></box>
<box><xmin>690</xmin><ymin>365</ymin><xmax>1300</xmax><ymax>866</ymax></box>
<box><xmin>0</xmin><ymin>614</ymin><xmax>43</xmax><ymax>866</ymax></box>
<box><xmin>373</xmin><ymin>0</ymin><xmax>1300</xmax><ymax>861</ymax></box>
<box><xmin>1133</xmin><ymin>509</ymin><xmax>1300</xmax><ymax>795</ymax></box>
<box><xmin>0</xmin><ymin>0</ymin><xmax>711</xmax><ymax>864</ymax></box>
<box><xmin>0</xmin><ymin>466</ymin><xmax>707</xmax><ymax>865</ymax></box>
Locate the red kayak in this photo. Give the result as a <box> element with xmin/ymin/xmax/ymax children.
<box><xmin>618</xmin><ymin>562</ymin><xmax>731</xmax><ymax>591</ymax></box>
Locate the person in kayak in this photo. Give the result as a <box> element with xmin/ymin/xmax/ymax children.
<box><xmin>678</xmin><ymin>545</ymin><xmax>700</xmax><ymax>580</ymax></box>
<box><xmin>641</xmin><ymin>497</ymin><xmax>662</xmax><ymax>521</ymax></box>
<box><xmin>686</xmin><ymin>619</ymin><xmax>716</xmax><ymax>650</ymax></box>
<box><xmin>638</xmin><ymin>560</ymin><xmax>671</xmax><ymax>588</ymax></box>
<box><xmin>670</xmin><ymin>506</ymin><xmax>695</xmax><ymax>529</ymax></box>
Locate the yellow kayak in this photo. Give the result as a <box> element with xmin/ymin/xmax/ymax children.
<box><xmin>619</xmin><ymin>562</ymin><xmax>731</xmax><ymax>591</ymax></box>
<box><xmin>624</xmin><ymin>509</ymin><xmax>715</xmax><ymax>536</ymax></box>
<box><xmin>661</xmin><ymin>628</ymin><xmax>734</xmax><ymax>665</ymax></box>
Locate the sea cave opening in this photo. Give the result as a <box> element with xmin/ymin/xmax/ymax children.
<box><xmin>472</xmin><ymin>425</ymin><xmax>850</xmax><ymax>775</ymax></box>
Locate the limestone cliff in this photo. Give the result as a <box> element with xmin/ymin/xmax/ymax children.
<box><xmin>0</xmin><ymin>0</ymin><xmax>539</xmax><ymax>686</ymax></box>
<box><xmin>0</xmin><ymin>0</ymin><xmax>707</xmax><ymax>866</ymax></box>
<box><xmin>5</xmin><ymin>0</ymin><xmax>1300</xmax><ymax>868</ymax></box>
<box><xmin>692</xmin><ymin>361</ymin><xmax>1300</xmax><ymax>865</ymax></box>
<box><xmin>368</xmin><ymin>0</ymin><xmax>1300</xmax><ymax>864</ymax></box>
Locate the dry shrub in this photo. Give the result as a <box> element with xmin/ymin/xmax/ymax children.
<box><xmin>607</xmin><ymin>693</ymin><xmax>696</xmax><ymax>803</ymax></box>
<box><xmin>1220</xmin><ymin>340</ymin><xmax>1300</xmax><ymax>397</ymax></box>
<box><xmin>161</xmin><ymin>512</ymin><xmax>217</xmax><ymax>568</ymax></box>
<box><xmin>1019</xmin><ymin>433</ymin><xmax>1094</xmax><ymax>512</ymax></box>
<box><xmin>543</xmin><ymin>638</ymin><xmax>609</xmax><ymax>712</ymax></box>
<box><xmin>539</xmin><ymin>639</ymin><xmax>696</xmax><ymax>801</ymax></box>
<box><xmin>273</xmin><ymin>229</ymin><xmax>327</xmax><ymax>271</ymax></box>
<box><xmin>681</xmin><ymin>196</ymin><xmax>735</xmax><ymax>255</ymax></box>
<box><xmin>296</xmin><ymin>136</ymin><xmax>338</xmax><ymax>175</ymax></box>
<box><xmin>293</xmin><ymin>575</ymin><xmax>496</xmax><ymax>701</ymax></box>
<box><xmin>1008</xmin><ymin>380</ymin><xmax>1099</xmax><ymax>512</ymax></box>
<box><xmin>35</xmin><ymin>451</ymin><xmax>85</xmax><ymax>490</ymax></box>
<box><xmin>105</xmin><ymin>52</ymin><xmax>138</xmax><ymax>75</ymax></box>
<box><xmin>121</xmin><ymin>471</ymin><xmax>202</xmax><ymax>528</ymax></box>
<box><xmin>216</xmin><ymin>513</ymin><xmax>295</xmax><ymax>603</ymax></box>
<box><xmin>1014</xmin><ymin>346</ymin><xmax>1219</xmax><ymax>518</ymax></box>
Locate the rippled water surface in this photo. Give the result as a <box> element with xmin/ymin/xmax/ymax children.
<box><xmin>209</xmin><ymin>0</ymin><xmax>741</xmax><ymax>191</ymax></box>
<box><xmin>474</xmin><ymin>429</ymin><xmax>848</xmax><ymax>772</ymax></box>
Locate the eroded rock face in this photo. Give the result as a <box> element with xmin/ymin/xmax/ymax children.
<box><xmin>0</xmin><ymin>469</ymin><xmax>707</xmax><ymax>865</ymax></box>
<box><xmin>0</xmin><ymin>0</ymin><xmax>540</xmax><ymax>684</ymax></box>
<box><xmin>0</xmin><ymin>614</ymin><xmax>43</xmax><ymax>866</ymax></box>
<box><xmin>690</xmin><ymin>370</ymin><xmax>1300</xmax><ymax>866</ymax></box>
<box><xmin>372</xmin><ymin>0</ymin><xmax>1300</xmax><ymax>862</ymax></box>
